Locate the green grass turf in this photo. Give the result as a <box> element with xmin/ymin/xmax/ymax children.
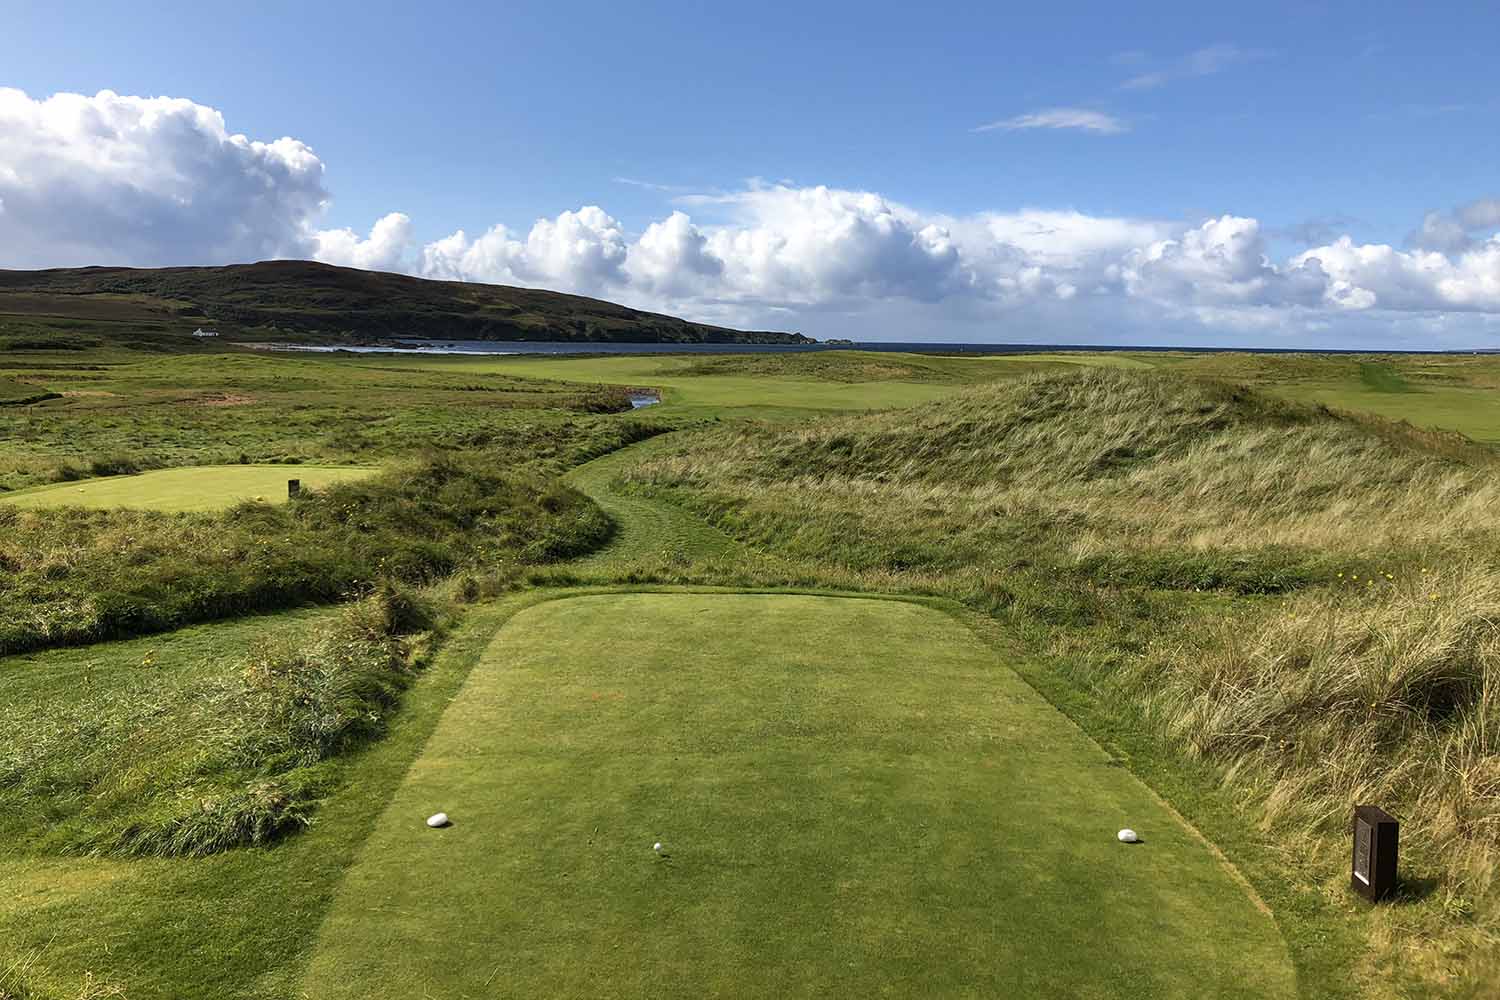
<box><xmin>1357</xmin><ymin>362</ymin><xmax>1414</xmax><ymax>393</ymax></box>
<box><xmin>302</xmin><ymin>593</ymin><xmax>1294</xmax><ymax>999</ymax></box>
<box><xmin>1153</xmin><ymin>351</ymin><xmax>1500</xmax><ymax>444</ymax></box>
<box><xmin>0</xmin><ymin>374</ymin><xmax>39</xmax><ymax>401</ymax></box>
<box><xmin>0</xmin><ymin>349</ymin><xmax>638</xmax><ymax>490</ymax></box>
<box><xmin>0</xmin><ymin>464</ymin><xmax>376</xmax><ymax>511</ymax></box>
<box><xmin>0</xmin><ymin>597</ymin><xmax>528</xmax><ymax>998</ymax></box>
<box><xmin>1278</xmin><ymin>384</ymin><xmax>1500</xmax><ymax>444</ymax></box>
<box><xmin>364</xmin><ymin>352</ymin><xmax>994</xmax><ymax>419</ymax></box>
<box><xmin>562</xmin><ymin>434</ymin><xmax>756</xmax><ymax>567</ymax></box>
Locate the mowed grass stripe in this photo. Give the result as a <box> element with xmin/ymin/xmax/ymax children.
<box><xmin>304</xmin><ymin>593</ymin><xmax>1293</xmax><ymax>999</ymax></box>
<box><xmin>0</xmin><ymin>464</ymin><xmax>376</xmax><ymax>512</ymax></box>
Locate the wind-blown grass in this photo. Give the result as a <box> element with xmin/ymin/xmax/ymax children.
<box><xmin>0</xmin><ymin>452</ymin><xmax>615</xmax><ymax>655</ymax></box>
<box><xmin>623</xmin><ymin>368</ymin><xmax>1500</xmax><ymax>987</ymax></box>
<box><xmin>1</xmin><ymin>583</ymin><xmax>440</xmax><ymax>859</ymax></box>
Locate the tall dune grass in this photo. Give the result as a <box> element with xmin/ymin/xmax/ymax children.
<box><xmin>0</xmin><ymin>452</ymin><xmax>611</xmax><ymax>655</ymax></box>
<box><xmin>624</xmin><ymin>368</ymin><xmax>1500</xmax><ymax>982</ymax></box>
<box><xmin>0</xmin><ymin>583</ymin><xmax>440</xmax><ymax>859</ymax></box>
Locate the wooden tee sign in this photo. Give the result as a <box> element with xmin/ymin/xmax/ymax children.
<box><xmin>1351</xmin><ymin>805</ymin><xmax>1398</xmax><ymax>901</ymax></box>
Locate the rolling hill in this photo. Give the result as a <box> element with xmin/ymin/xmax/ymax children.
<box><xmin>0</xmin><ymin>260</ymin><xmax>812</xmax><ymax>346</ymax></box>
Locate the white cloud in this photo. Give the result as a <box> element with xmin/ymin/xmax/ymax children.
<box><xmin>1408</xmin><ymin>197</ymin><xmax>1500</xmax><ymax>253</ymax></box>
<box><xmin>311</xmin><ymin>212</ymin><xmax>413</xmax><ymax>272</ymax></box>
<box><xmin>419</xmin><ymin>206</ymin><xmax>628</xmax><ymax>293</ymax></box>
<box><xmin>1123</xmin><ymin>216</ymin><xmax>1293</xmax><ymax>305</ymax></box>
<box><xmin>0</xmin><ymin>87</ymin><xmax>326</xmax><ymax>268</ymax></box>
<box><xmin>624</xmin><ymin>211</ymin><xmax>723</xmax><ymax>296</ymax></box>
<box><xmin>1293</xmin><ymin>236</ymin><xmax>1500</xmax><ymax>312</ymax></box>
<box><xmin>973</xmin><ymin>108</ymin><xmax>1128</xmax><ymax>135</ymax></box>
<box><xmin>2</xmin><ymin>88</ymin><xmax>1499</xmax><ymax>348</ymax></box>
<box><xmin>696</xmin><ymin>185</ymin><xmax>962</xmax><ymax>305</ymax></box>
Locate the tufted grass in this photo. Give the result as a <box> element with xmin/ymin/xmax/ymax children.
<box><xmin>623</xmin><ymin>368</ymin><xmax>1500</xmax><ymax>991</ymax></box>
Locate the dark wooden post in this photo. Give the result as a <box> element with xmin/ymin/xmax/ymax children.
<box><xmin>288</xmin><ymin>479</ymin><xmax>301</xmax><ymax>498</ymax></box>
<box><xmin>1352</xmin><ymin>805</ymin><xmax>1398</xmax><ymax>901</ymax></box>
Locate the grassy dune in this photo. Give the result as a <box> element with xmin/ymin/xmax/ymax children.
<box><xmin>625</xmin><ymin>368</ymin><xmax>1500</xmax><ymax>990</ymax></box>
<box><xmin>0</xmin><ymin>453</ymin><xmax>615</xmax><ymax>656</ymax></box>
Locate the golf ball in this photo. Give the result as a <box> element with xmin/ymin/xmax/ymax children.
<box><xmin>1117</xmin><ymin>828</ymin><xmax>1139</xmax><ymax>843</ymax></box>
<box><xmin>653</xmin><ymin>842</ymin><xmax>663</xmax><ymax>852</ymax></box>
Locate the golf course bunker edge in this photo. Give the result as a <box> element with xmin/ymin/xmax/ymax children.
<box><xmin>303</xmin><ymin>592</ymin><xmax>1294</xmax><ymax>999</ymax></box>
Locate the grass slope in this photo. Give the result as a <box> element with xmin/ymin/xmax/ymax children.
<box><xmin>0</xmin><ymin>349</ymin><xmax>644</xmax><ymax>490</ymax></box>
<box><xmin>0</xmin><ymin>455</ymin><xmax>611</xmax><ymax>655</ymax></box>
<box><xmin>380</xmin><ymin>351</ymin><xmax>1031</xmax><ymax>420</ymax></box>
<box><xmin>1156</xmin><ymin>351</ymin><xmax>1500</xmax><ymax>444</ymax></box>
<box><xmin>303</xmin><ymin>593</ymin><xmax>1293</xmax><ymax>1000</ymax></box>
<box><xmin>0</xmin><ymin>465</ymin><xmax>375</xmax><ymax>512</ymax></box>
<box><xmin>622</xmin><ymin>368</ymin><xmax>1500</xmax><ymax>990</ymax></box>
<box><xmin>0</xmin><ymin>596</ymin><xmax>541</xmax><ymax>1000</ymax></box>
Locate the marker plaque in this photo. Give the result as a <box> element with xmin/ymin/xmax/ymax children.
<box><xmin>1351</xmin><ymin>804</ymin><xmax>1398</xmax><ymax>901</ymax></box>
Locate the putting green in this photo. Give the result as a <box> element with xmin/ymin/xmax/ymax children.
<box><xmin>0</xmin><ymin>464</ymin><xmax>376</xmax><ymax>512</ymax></box>
<box><xmin>304</xmin><ymin>593</ymin><xmax>1293</xmax><ymax>998</ymax></box>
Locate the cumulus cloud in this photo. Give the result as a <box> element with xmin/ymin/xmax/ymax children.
<box><xmin>3</xmin><ymin>88</ymin><xmax>1499</xmax><ymax>348</ymax></box>
<box><xmin>311</xmin><ymin>212</ymin><xmax>413</xmax><ymax>272</ymax></box>
<box><xmin>972</xmin><ymin>108</ymin><xmax>1127</xmax><ymax>134</ymax></box>
<box><xmin>1408</xmin><ymin>197</ymin><xmax>1500</xmax><ymax>253</ymax></box>
<box><xmin>624</xmin><ymin>211</ymin><xmax>723</xmax><ymax>296</ymax></box>
<box><xmin>697</xmin><ymin>185</ymin><xmax>962</xmax><ymax>304</ymax></box>
<box><xmin>0</xmin><ymin>87</ymin><xmax>326</xmax><ymax>268</ymax></box>
<box><xmin>419</xmin><ymin>206</ymin><xmax>627</xmax><ymax>294</ymax></box>
<box><xmin>1294</xmin><ymin>236</ymin><xmax>1500</xmax><ymax>312</ymax></box>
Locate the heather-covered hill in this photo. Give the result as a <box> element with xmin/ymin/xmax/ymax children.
<box><xmin>0</xmin><ymin>260</ymin><xmax>811</xmax><ymax>345</ymax></box>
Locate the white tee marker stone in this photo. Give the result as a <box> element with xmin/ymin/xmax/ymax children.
<box><xmin>427</xmin><ymin>812</ymin><xmax>450</xmax><ymax>828</ymax></box>
<box><xmin>1117</xmin><ymin>828</ymin><xmax>1139</xmax><ymax>843</ymax></box>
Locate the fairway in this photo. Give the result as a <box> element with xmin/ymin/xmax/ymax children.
<box><xmin>0</xmin><ymin>464</ymin><xmax>376</xmax><ymax>512</ymax></box>
<box><xmin>356</xmin><ymin>354</ymin><xmax>968</xmax><ymax>419</ymax></box>
<box><xmin>304</xmin><ymin>593</ymin><xmax>1293</xmax><ymax>999</ymax></box>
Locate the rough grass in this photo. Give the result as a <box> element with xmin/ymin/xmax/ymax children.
<box><xmin>1144</xmin><ymin>563</ymin><xmax>1500</xmax><ymax>897</ymax></box>
<box><xmin>0</xmin><ymin>954</ymin><xmax>127</xmax><ymax>1000</ymax></box>
<box><xmin>630</xmin><ymin>371</ymin><xmax>1500</xmax><ymax>584</ymax></box>
<box><xmin>0</xmin><ymin>583</ymin><xmax>439</xmax><ymax>859</ymax></box>
<box><xmin>0</xmin><ymin>348</ymin><xmax>654</xmax><ymax>490</ymax></box>
<box><xmin>623</xmin><ymin>367</ymin><xmax>1500</xmax><ymax>988</ymax></box>
<box><xmin>0</xmin><ymin>453</ymin><xmax>613</xmax><ymax>655</ymax></box>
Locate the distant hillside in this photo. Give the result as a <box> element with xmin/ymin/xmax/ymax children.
<box><xmin>0</xmin><ymin>260</ymin><xmax>811</xmax><ymax>345</ymax></box>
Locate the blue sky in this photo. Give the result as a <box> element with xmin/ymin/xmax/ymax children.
<box><xmin>2</xmin><ymin>1</ymin><xmax>1498</xmax><ymax>347</ymax></box>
